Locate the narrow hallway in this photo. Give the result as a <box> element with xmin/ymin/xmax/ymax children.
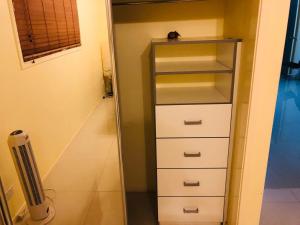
<box><xmin>260</xmin><ymin>78</ymin><xmax>300</xmax><ymax>225</ymax></box>
<box><xmin>17</xmin><ymin>98</ymin><xmax>125</xmax><ymax>225</ymax></box>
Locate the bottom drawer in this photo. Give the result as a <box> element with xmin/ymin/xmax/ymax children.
<box><xmin>158</xmin><ymin>197</ymin><xmax>224</xmax><ymax>223</ymax></box>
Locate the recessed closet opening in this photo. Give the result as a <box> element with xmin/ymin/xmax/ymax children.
<box><xmin>110</xmin><ymin>0</ymin><xmax>261</xmax><ymax>224</ymax></box>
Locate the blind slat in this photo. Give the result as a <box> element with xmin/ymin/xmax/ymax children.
<box><xmin>13</xmin><ymin>0</ymin><xmax>81</xmax><ymax>62</ymax></box>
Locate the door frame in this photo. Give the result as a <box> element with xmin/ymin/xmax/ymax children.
<box><xmin>233</xmin><ymin>1</ymin><xmax>291</xmax><ymax>225</ymax></box>
<box><xmin>104</xmin><ymin>0</ymin><xmax>291</xmax><ymax>225</ymax></box>
<box><xmin>104</xmin><ymin>0</ymin><xmax>128</xmax><ymax>224</ymax></box>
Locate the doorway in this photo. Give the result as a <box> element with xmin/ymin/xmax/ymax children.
<box><xmin>260</xmin><ymin>0</ymin><xmax>300</xmax><ymax>224</ymax></box>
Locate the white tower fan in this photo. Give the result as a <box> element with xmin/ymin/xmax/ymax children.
<box><xmin>0</xmin><ymin>177</ymin><xmax>13</xmax><ymax>225</ymax></box>
<box><xmin>7</xmin><ymin>130</ymin><xmax>55</xmax><ymax>225</ymax></box>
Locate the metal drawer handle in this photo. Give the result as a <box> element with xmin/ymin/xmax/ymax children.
<box><xmin>183</xmin><ymin>207</ymin><xmax>199</xmax><ymax>214</ymax></box>
<box><xmin>184</xmin><ymin>152</ymin><xmax>201</xmax><ymax>157</ymax></box>
<box><xmin>184</xmin><ymin>120</ymin><xmax>202</xmax><ymax>125</ymax></box>
<box><xmin>183</xmin><ymin>180</ymin><xmax>200</xmax><ymax>187</ymax></box>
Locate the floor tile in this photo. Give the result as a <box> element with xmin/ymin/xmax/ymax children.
<box><xmin>97</xmin><ymin>159</ymin><xmax>122</xmax><ymax>192</ymax></box>
<box><xmin>260</xmin><ymin>202</ymin><xmax>281</xmax><ymax>225</ymax></box>
<box><xmin>17</xmin><ymin>98</ymin><xmax>124</xmax><ymax>225</ymax></box>
<box><xmin>262</xmin><ymin>79</ymin><xmax>300</xmax><ymax>224</ymax></box>
<box><xmin>83</xmin><ymin>192</ymin><xmax>124</xmax><ymax>225</ymax></box>
<box><xmin>290</xmin><ymin>188</ymin><xmax>300</xmax><ymax>201</ymax></box>
<box><xmin>44</xmin><ymin>154</ymin><xmax>102</xmax><ymax>191</ymax></box>
<box><xmin>48</xmin><ymin>191</ymin><xmax>95</xmax><ymax>225</ymax></box>
<box><xmin>62</xmin><ymin>134</ymin><xmax>113</xmax><ymax>160</ymax></box>
<box><xmin>266</xmin><ymin>79</ymin><xmax>300</xmax><ymax>188</ymax></box>
<box><xmin>260</xmin><ymin>202</ymin><xmax>300</xmax><ymax>225</ymax></box>
<box><xmin>80</xmin><ymin>99</ymin><xmax>117</xmax><ymax>136</ymax></box>
<box><xmin>97</xmin><ymin>132</ymin><xmax>121</xmax><ymax>192</ymax></box>
<box><xmin>263</xmin><ymin>189</ymin><xmax>297</xmax><ymax>203</ymax></box>
<box><xmin>15</xmin><ymin>191</ymin><xmax>95</xmax><ymax>225</ymax></box>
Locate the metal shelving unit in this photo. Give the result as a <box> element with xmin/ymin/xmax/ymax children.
<box><xmin>151</xmin><ymin>37</ymin><xmax>240</xmax><ymax>105</ymax></box>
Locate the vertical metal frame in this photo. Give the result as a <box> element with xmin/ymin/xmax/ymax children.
<box><xmin>0</xmin><ymin>178</ymin><xmax>13</xmax><ymax>225</ymax></box>
<box><xmin>104</xmin><ymin>0</ymin><xmax>128</xmax><ymax>224</ymax></box>
<box><xmin>223</xmin><ymin>42</ymin><xmax>242</xmax><ymax>224</ymax></box>
<box><xmin>151</xmin><ymin>40</ymin><xmax>159</xmax><ymax>225</ymax></box>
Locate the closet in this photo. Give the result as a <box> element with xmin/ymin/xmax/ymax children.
<box><xmin>153</xmin><ymin>37</ymin><xmax>240</xmax><ymax>225</ymax></box>
<box><xmin>110</xmin><ymin>0</ymin><xmax>260</xmax><ymax>224</ymax></box>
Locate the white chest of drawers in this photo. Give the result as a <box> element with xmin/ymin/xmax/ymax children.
<box><xmin>155</xmin><ymin>104</ymin><xmax>232</xmax><ymax>138</ymax></box>
<box><xmin>151</xmin><ymin>37</ymin><xmax>241</xmax><ymax>225</ymax></box>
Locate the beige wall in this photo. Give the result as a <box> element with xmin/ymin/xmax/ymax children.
<box><xmin>233</xmin><ymin>1</ymin><xmax>290</xmax><ymax>225</ymax></box>
<box><xmin>113</xmin><ymin>0</ymin><xmax>225</xmax><ymax>191</ymax></box>
<box><xmin>0</xmin><ymin>0</ymin><xmax>106</xmax><ymax>217</ymax></box>
<box><xmin>224</xmin><ymin>0</ymin><xmax>291</xmax><ymax>225</ymax></box>
<box><xmin>100</xmin><ymin>0</ymin><xmax>112</xmax><ymax>72</ymax></box>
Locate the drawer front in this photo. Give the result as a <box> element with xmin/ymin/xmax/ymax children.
<box><xmin>158</xmin><ymin>197</ymin><xmax>224</xmax><ymax>223</ymax></box>
<box><xmin>157</xmin><ymin>138</ymin><xmax>229</xmax><ymax>168</ymax></box>
<box><xmin>157</xmin><ymin>169</ymin><xmax>226</xmax><ymax>196</ymax></box>
<box><xmin>155</xmin><ymin>104</ymin><xmax>232</xmax><ymax>137</ymax></box>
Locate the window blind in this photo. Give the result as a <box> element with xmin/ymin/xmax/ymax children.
<box><xmin>13</xmin><ymin>0</ymin><xmax>81</xmax><ymax>62</ymax></box>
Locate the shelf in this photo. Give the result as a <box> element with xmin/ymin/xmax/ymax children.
<box><xmin>152</xmin><ymin>37</ymin><xmax>238</xmax><ymax>104</ymax></box>
<box><xmin>112</xmin><ymin>0</ymin><xmax>204</xmax><ymax>6</ymax></box>
<box><xmin>156</xmin><ymin>85</ymin><xmax>229</xmax><ymax>104</ymax></box>
<box><xmin>152</xmin><ymin>37</ymin><xmax>242</xmax><ymax>45</ymax></box>
<box><xmin>155</xmin><ymin>60</ymin><xmax>232</xmax><ymax>75</ymax></box>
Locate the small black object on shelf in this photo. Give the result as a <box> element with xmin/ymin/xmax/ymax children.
<box><xmin>167</xmin><ymin>31</ymin><xmax>181</xmax><ymax>40</ymax></box>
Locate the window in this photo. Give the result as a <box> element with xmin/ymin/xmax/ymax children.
<box><xmin>12</xmin><ymin>0</ymin><xmax>81</xmax><ymax>62</ymax></box>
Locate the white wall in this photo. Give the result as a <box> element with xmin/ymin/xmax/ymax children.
<box><xmin>0</xmin><ymin>0</ymin><xmax>107</xmax><ymax>217</ymax></box>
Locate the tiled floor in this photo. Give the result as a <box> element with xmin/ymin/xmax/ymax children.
<box><xmin>265</xmin><ymin>79</ymin><xmax>300</xmax><ymax>188</ymax></box>
<box><xmin>260</xmin><ymin>189</ymin><xmax>300</xmax><ymax>225</ymax></box>
<box><xmin>18</xmin><ymin>98</ymin><xmax>125</xmax><ymax>225</ymax></box>
<box><xmin>261</xmin><ymin>79</ymin><xmax>300</xmax><ymax>225</ymax></box>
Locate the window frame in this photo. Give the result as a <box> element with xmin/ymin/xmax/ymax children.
<box><xmin>7</xmin><ymin>0</ymin><xmax>82</xmax><ymax>69</ymax></box>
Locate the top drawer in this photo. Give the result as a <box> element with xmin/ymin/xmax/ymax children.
<box><xmin>155</xmin><ymin>104</ymin><xmax>232</xmax><ymax>138</ymax></box>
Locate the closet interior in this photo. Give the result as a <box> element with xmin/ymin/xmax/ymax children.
<box><xmin>110</xmin><ymin>0</ymin><xmax>259</xmax><ymax>224</ymax></box>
